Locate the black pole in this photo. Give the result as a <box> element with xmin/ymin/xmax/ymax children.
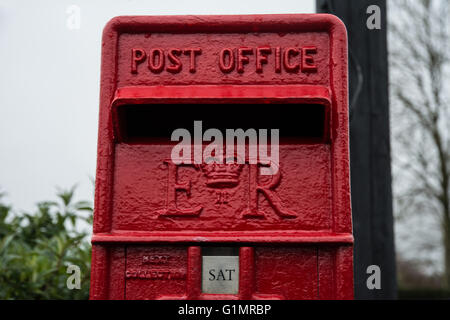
<box><xmin>317</xmin><ymin>0</ymin><xmax>397</xmax><ymax>299</ymax></box>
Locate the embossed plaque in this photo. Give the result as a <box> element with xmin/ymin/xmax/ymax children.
<box><xmin>202</xmin><ymin>256</ymin><xmax>239</xmax><ymax>294</ymax></box>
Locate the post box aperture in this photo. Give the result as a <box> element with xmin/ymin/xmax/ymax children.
<box><xmin>91</xmin><ymin>15</ymin><xmax>353</xmax><ymax>300</ymax></box>
<box><xmin>114</xmin><ymin>103</ymin><xmax>328</xmax><ymax>142</ymax></box>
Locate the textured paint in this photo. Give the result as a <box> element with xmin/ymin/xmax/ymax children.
<box><xmin>90</xmin><ymin>14</ymin><xmax>353</xmax><ymax>300</ymax></box>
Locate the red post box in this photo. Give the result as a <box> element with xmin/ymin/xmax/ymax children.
<box><xmin>90</xmin><ymin>14</ymin><xmax>353</xmax><ymax>300</ymax></box>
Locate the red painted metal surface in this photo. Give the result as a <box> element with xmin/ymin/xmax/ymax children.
<box><xmin>90</xmin><ymin>14</ymin><xmax>353</xmax><ymax>300</ymax></box>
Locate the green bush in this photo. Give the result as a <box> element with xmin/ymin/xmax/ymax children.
<box><xmin>0</xmin><ymin>187</ymin><xmax>92</xmax><ymax>299</ymax></box>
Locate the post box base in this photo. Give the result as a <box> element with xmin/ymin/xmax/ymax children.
<box><xmin>90</xmin><ymin>244</ymin><xmax>353</xmax><ymax>300</ymax></box>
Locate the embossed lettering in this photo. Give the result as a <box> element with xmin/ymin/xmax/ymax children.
<box><xmin>219</xmin><ymin>48</ymin><xmax>235</xmax><ymax>73</ymax></box>
<box><xmin>131</xmin><ymin>48</ymin><xmax>146</xmax><ymax>74</ymax></box>
<box><xmin>217</xmin><ymin>46</ymin><xmax>318</xmax><ymax>74</ymax></box>
<box><xmin>157</xmin><ymin>160</ymin><xmax>203</xmax><ymax>217</ymax></box>
<box><xmin>242</xmin><ymin>163</ymin><xmax>297</xmax><ymax>219</ymax></box>
<box><xmin>148</xmin><ymin>48</ymin><xmax>165</xmax><ymax>73</ymax></box>
<box><xmin>131</xmin><ymin>45</ymin><xmax>319</xmax><ymax>75</ymax></box>
<box><xmin>237</xmin><ymin>47</ymin><xmax>253</xmax><ymax>73</ymax></box>
<box><xmin>275</xmin><ymin>46</ymin><xmax>282</xmax><ymax>73</ymax></box>
<box><xmin>126</xmin><ymin>268</ymin><xmax>186</xmax><ymax>280</ymax></box>
<box><xmin>283</xmin><ymin>47</ymin><xmax>300</xmax><ymax>72</ymax></box>
<box><xmin>183</xmin><ymin>48</ymin><xmax>202</xmax><ymax>73</ymax></box>
<box><xmin>214</xmin><ymin>190</ymin><xmax>230</xmax><ymax>205</ymax></box>
<box><xmin>159</xmin><ymin>160</ymin><xmax>296</xmax><ymax>219</ymax></box>
<box><xmin>167</xmin><ymin>48</ymin><xmax>182</xmax><ymax>73</ymax></box>
<box><xmin>256</xmin><ymin>47</ymin><xmax>271</xmax><ymax>73</ymax></box>
<box><xmin>142</xmin><ymin>255</ymin><xmax>172</xmax><ymax>265</ymax></box>
<box><xmin>301</xmin><ymin>46</ymin><xmax>318</xmax><ymax>72</ymax></box>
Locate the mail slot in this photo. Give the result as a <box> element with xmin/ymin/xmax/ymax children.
<box><xmin>90</xmin><ymin>14</ymin><xmax>353</xmax><ymax>300</ymax></box>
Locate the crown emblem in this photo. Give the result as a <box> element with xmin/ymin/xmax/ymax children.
<box><xmin>200</xmin><ymin>157</ymin><xmax>244</xmax><ymax>188</ymax></box>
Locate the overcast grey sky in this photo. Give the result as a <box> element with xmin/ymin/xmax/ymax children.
<box><xmin>0</xmin><ymin>0</ymin><xmax>315</xmax><ymax>212</ymax></box>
